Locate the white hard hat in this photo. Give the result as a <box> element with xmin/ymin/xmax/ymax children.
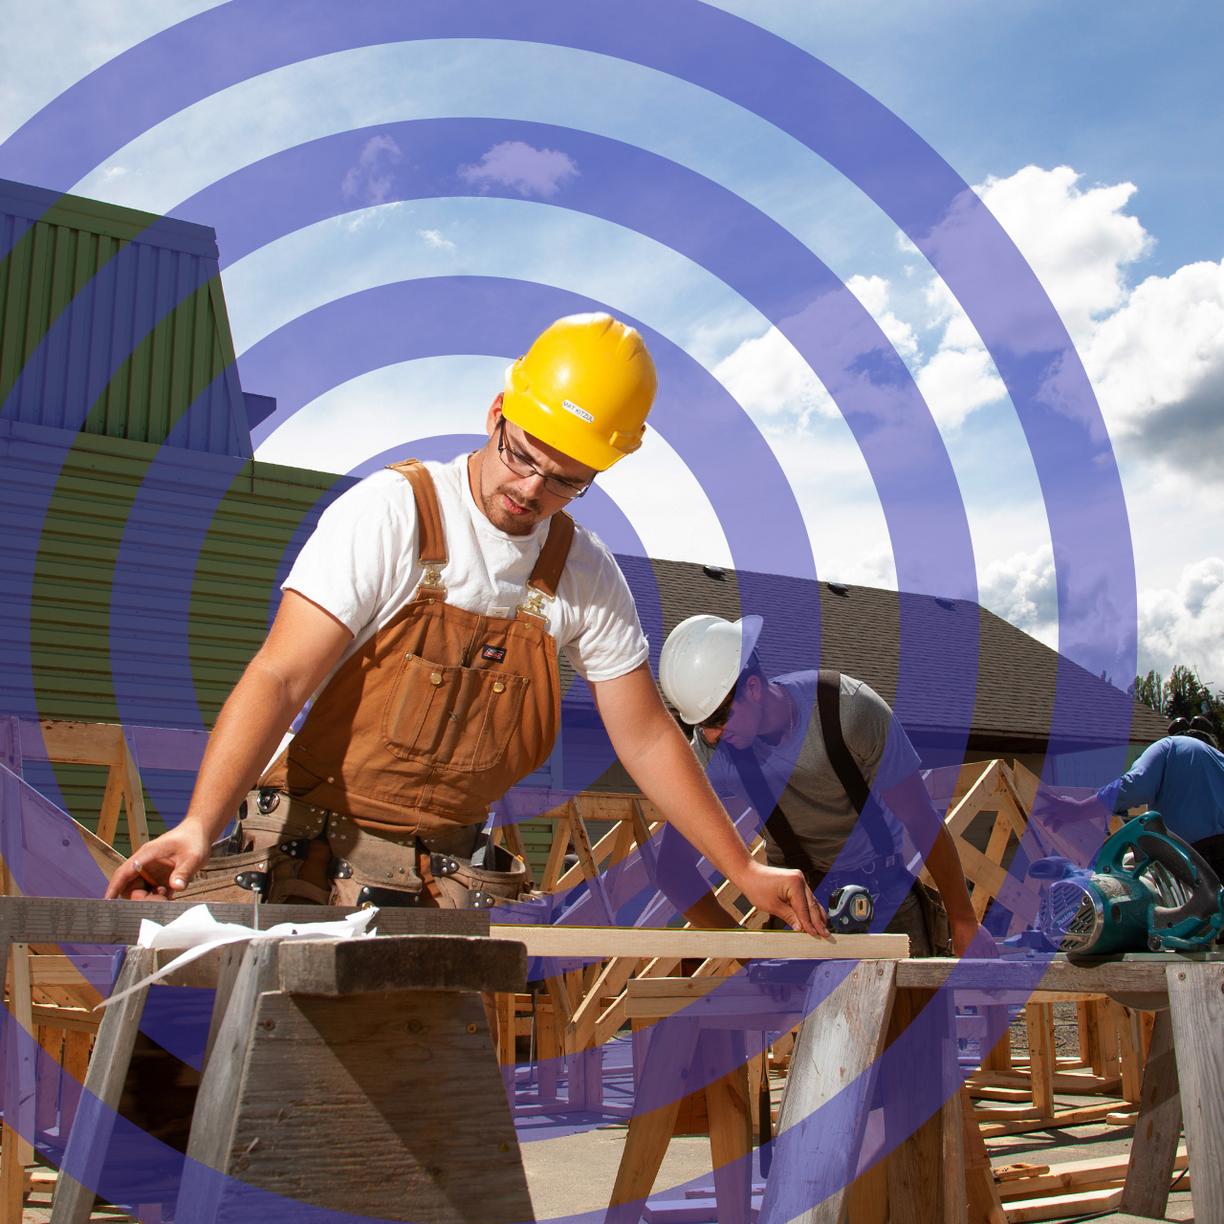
<box><xmin>658</xmin><ymin>614</ymin><xmax>764</xmax><ymax>725</ymax></box>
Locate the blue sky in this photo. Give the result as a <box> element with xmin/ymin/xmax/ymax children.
<box><xmin>2</xmin><ymin>2</ymin><xmax>1222</xmax><ymax>689</ymax></box>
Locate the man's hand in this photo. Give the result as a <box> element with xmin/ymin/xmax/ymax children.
<box><xmin>736</xmin><ymin>860</ymin><xmax>830</xmax><ymax>939</ymax></box>
<box><xmin>950</xmin><ymin>913</ymin><xmax>998</xmax><ymax>958</ymax></box>
<box><xmin>104</xmin><ymin>822</ymin><xmax>213</xmax><ymax>900</ymax></box>
<box><xmin>1032</xmin><ymin>792</ymin><xmax>1099</xmax><ymax>826</ymax></box>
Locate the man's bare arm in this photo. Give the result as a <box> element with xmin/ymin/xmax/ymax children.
<box><xmin>105</xmin><ymin>592</ymin><xmax>353</xmax><ymax>898</ymax></box>
<box><xmin>882</xmin><ymin>771</ymin><xmax>995</xmax><ymax>956</ymax></box>
<box><xmin>591</xmin><ymin>664</ymin><xmax>828</xmax><ymax>937</ymax></box>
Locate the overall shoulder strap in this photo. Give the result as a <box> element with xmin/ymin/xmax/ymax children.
<box><xmin>387</xmin><ymin>459</ymin><xmax>447</xmax><ymax>566</ymax></box>
<box><xmin>816</xmin><ymin>669</ymin><xmax>895</xmax><ymax>859</ymax></box>
<box><xmin>528</xmin><ymin>511</ymin><xmax>575</xmax><ymax>597</ymax></box>
<box><xmin>726</xmin><ymin>743</ymin><xmax>821</xmax><ymax>884</ymax></box>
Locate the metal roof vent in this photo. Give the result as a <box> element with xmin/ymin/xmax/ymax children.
<box><xmin>934</xmin><ymin>596</ymin><xmax>956</xmax><ymax>611</ymax></box>
<box><xmin>826</xmin><ymin>582</ymin><xmax>850</xmax><ymax>596</ymax></box>
<box><xmin>702</xmin><ymin>565</ymin><xmax>727</xmax><ymax>580</ymax></box>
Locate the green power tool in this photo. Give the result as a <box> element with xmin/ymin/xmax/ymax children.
<box><xmin>1032</xmin><ymin>812</ymin><xmax>1224</xmax><ymax>954</ymax></box>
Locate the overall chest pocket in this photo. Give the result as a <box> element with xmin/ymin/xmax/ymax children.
<box><xmin>382</xmin><ymin>651</ymin><xmax>529</xmax><ymax>773</ymax></box>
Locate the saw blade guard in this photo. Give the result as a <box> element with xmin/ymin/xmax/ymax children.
<box><xmin>1096</xmin><ymin>812</ymin><xmax>1224</xmax><ymax>950</ymax></box>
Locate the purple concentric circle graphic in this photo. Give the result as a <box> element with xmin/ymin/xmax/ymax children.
<box><xmin>0</xmin><ymin>3</ymin><xmax>1137</xmax><ymax>1220</ymax></box>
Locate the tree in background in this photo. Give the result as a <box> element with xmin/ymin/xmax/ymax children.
<box><xmin>1133</xmin><ymin>670</ymin><xmax>1164</xmax><ymax>713</ymax></box>
<box><xmin>1131</xmin><ymin>664</ymin><xmax>1224</xmax><ymax>733</ymax></box>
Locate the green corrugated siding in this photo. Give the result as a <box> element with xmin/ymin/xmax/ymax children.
<box><xmin>16</xmin><ymin>429</ymin><xmax>343</xmax><ymax>727</ymax></box>
<box><xmin>0</xmin><ymin>179</ymin><xmax>246</xmax><ymax>455</ymax></box>
<box><xmin>519</xmin><ymin>820</ymin><xmax>556</xmax><ymax>881</ymax></box>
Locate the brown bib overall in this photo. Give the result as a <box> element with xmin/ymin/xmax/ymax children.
<box><xmin>187</xmin><ymin>459</ymin><xmax>573</xmax><ymax>908</ymax></box>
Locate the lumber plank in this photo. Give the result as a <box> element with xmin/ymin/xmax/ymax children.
<box><xmin>759</xmin><ymin>961</ymin><xmax>897</xmax><ymax>1224</ymax></box>
<box><xmin>895</xmin><ymin>955</ymin><xmax>1199</xmax><ymax>996</ymax></box>
<box><xmin>30</xmin><ymin>1004</ymin><xmax>99</xmax><ymax>1034</ymax></box>
<box><xmin>1166</xmin><ymin>961</ymin><xmax>1224</xmax><ymax>1224</ymax></box>
<box><xmin>538</xmin><ymin>800</ymin><xmax>574</xmax><ymax>892</ymax></box>
<box><xmin>1025</xmin><ymin>1002</ymin><xmax>1055</xmax><ymax>1117</ymax></box>
<box><xmin>1004</xmin><ymin>1186</ymin><xmax>1124</xmax><ymax>1222</ymax></box>
<box><xmin>0</xmin><ymin>896</ymin><xmax>487</xmax><ymax>945</ymax></box>
<box><xmin>2</xmin><ymin>943</ymin><xmax>35</xmax><ymax>1221</ymax></box>
<box><xmin>962</xmin><ymin>1088</ymin><xmax>1008</xmax><ymax>1223</ymax></box>
<box><xmin>491</xmin><ymin>924</ymin><xmax>907</xmax><ymax>961</ymax></box>
<box><xmin>974</xmin><ymin>800</ymin><xmax>1017</xmax><ymax>919</ymax></box>
<box><xmin>120</xmin><ymin>739</ymin><xmax>149</xmax><ymax>849</ymax></box>
<box><xmin>94</xmin><ymin>762</ymin><xmax>125</xmax><ymax>848</ymax></box>
<box><xmin>276</xmin><ymin>934</ymin><xmax>526</xmax><ymax>996</ymax></box>
<box><xmin>943</xmin><ymin>760</ymin><xmax>1001</xmax><ymax>837</ymax></box>
<box><xmin>703</xmin><ymin>1029</ymin><xmax>753</xmax><ymax>1223</ymax></box>
<box><xmin>566</xmin><ymin>801</ymin><xmax>614</xmax><ymax>923</ymax></box>
<box><xmin>885</xmin><ymin>987</ymin><xmax>960</xmax><ymax>1224</ymax></box>
<box><xmin>33</xmin><ymin>721</ymin><xmax>123</xmax><ymax>767</ymax></box>
<box><xmin>977</xmin><ymin>1100</ymin><xmax>1120</xmax><ymax>1139</ymax></box>
<box><xmin>1004</xmin><ymin>1143</ymin><xmax>1187</xmax><ymax>1201</ymax></box>
<box><xmin>1120</xmin><ymin>1007</ymin><xmax>1182</xmax><ymax>1217</ymax></box>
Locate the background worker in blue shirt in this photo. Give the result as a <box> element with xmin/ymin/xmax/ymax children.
<box><xmin>1046</xmin><ymin>717</ymin><xmax>1224</xmax><ymax>879</ymax></box>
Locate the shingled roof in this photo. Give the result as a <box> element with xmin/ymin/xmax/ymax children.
<box><xmin>560</xmin><ymin>555</ymin><xmax>1167</xmax><ymax>757</ymax></box>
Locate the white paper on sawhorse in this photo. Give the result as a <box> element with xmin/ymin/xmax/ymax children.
<box><xmin>95</xmin><ymin>903</ymin><xmax>379</xmax><ymax>1008</ymax></box>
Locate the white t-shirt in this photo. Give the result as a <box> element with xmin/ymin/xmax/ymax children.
<box><xmin>282</xmin><ymin>454</ymin><xmax>649</xmax><ymax>685</ymax></box>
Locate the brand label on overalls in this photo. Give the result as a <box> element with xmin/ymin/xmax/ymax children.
<box><xmin>481</xmin><ymin>644</ymin><xmax>507</xmax><ymax>662</ymax></box>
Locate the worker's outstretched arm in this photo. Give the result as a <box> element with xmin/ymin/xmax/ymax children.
<box><xmin>105</xmin><ymin>592</ymin><xmax>353</xmax><ymax>899</ymax></box>
<box><xmin>591</xmin><ymin>664</ymin><xmax>828</xmax><ymax>938</ymax></box>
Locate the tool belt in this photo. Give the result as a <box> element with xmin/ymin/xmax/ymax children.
<box><xmin>177</xmin><ymin>789</ymin><xmax>531</xmax><ymax>909</ymax></box>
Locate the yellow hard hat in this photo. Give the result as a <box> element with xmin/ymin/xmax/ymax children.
<box><xmin>502</xmin><ymin>313</ymin><xmax>657</xmax><ymax>471</ymax></box>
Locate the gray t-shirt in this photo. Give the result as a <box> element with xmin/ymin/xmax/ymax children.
<box><xmin>697</xmin><ymin>672</ymin><xmax>922</xmax><ymax>874</ymax></box>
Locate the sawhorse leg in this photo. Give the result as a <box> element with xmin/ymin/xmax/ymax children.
<box><xmin>759</xmin><ymin>961</ymin><xmax>897</xmax><ymax>1224</ymax></box>
<box><xmin>51</xmin><ymin>946</ymin><xmax>156</xmax><ymax>1224</ymax></box>
<box><xmin>609</xmin><ymin>1022</ymin><xmax>753</xmax><ymax>1224</ymax></box>
<box><xmin>1166</xmin><ymin>962</ymin><xmax>1224</xmax><ymax>1222</ymax></box>
<box><xmin>608</xmin><ymin>1016</ymin><xmax>700</xmax><ymax>1223</ymax></box>
<box><xmin>1120</xmin><ymin>1007</ymin><xmax>1181</xmax><ymax>1219</ymax></box>
<box><xmin>884</xmin><ymin>987</ymin><xmax>966</xmax><ymax>1224</ymax></box>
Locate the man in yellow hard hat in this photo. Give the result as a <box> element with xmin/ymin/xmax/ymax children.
<box><xmin>105</xmin><ymin>313</ymin><xmax>826</xmax><ymax>938</ymax></box>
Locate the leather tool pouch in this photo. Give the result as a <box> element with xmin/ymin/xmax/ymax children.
<box><xmin>325</xmin><ymin>813</ymin><xmax>425</xmax><ymax>908</ymax></box>
<box><xmin>429</xmin><ymin>841</ymin><xmax>530</xmax><ymax>910</ymax></box>
<box><xmin>175</xmin><ymin>790</ymin><xmax>332</xmax><ymax>905</ymax></box>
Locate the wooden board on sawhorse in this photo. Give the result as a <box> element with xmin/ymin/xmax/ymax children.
<box><xmin>49</xmin><ymin>932</ymin><xmax>532</xmax><ymax>1224</ymax></box>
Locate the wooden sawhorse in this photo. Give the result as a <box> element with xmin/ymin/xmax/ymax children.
<box><xmin>607</xmin><ymin>953</ymin><xmax>1224</xmax><ymax>1223</ymax></box>
<box><xmin>1</xmin><ymin>897</ymin><xmax>533</xmax><ymax>1223</ymax></box>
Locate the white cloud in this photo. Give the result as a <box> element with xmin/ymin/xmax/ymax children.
<box><xmin>845</xmin><ymin>274</ymin><xmax>918</xmax><ymax>359</ymax></box>
<box><xmin>910</xmin><ymin>165</ymin><xmax>1155</xmax><ymax>432</ymax></box>
<box><xmin>1076</xmin><ymin>258</ymin><xmax>1224</xmax><ymax>468</ymax></box>
<box><xmin>341</xmin><ymin>133</ymin><xmax>402</xmax><ymax>206</ymax></box>
<box><xmin>418</xmin><ymin>228</ymin><xmax>455</xmax><ymax>252</ymax></box>
<box><xmin>711</xmin><ymin>275</ymin><xmax>916</xmax><ymax>425</ymax></box>
<box><xmin>712</xmin><ymin>325</ymin><xmax>835</xmax><ymax>421</ymax></box>
<box><xmin>915</xmin><ymin>345</ymin><xmax>1005</xmax><ymax>430</ymax></box>
<box><xmin>1138</xmin><ymin>558</ymin><xmax>1224</xmax><ymax>682</ymax></box>
<box><xmin>975</xmin><ymin>165</ymin><xmax>1151</xmax><ymax>344</ymax></box>
<box><xmin>979</xmin><ymin>545</ymin><xmax>1059</xmax><ymax>647</ymax></box>
<box><xmin>458</xmin><ymin>140</ymin><xmax>578</xmax><ymax>198</ymax></box>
